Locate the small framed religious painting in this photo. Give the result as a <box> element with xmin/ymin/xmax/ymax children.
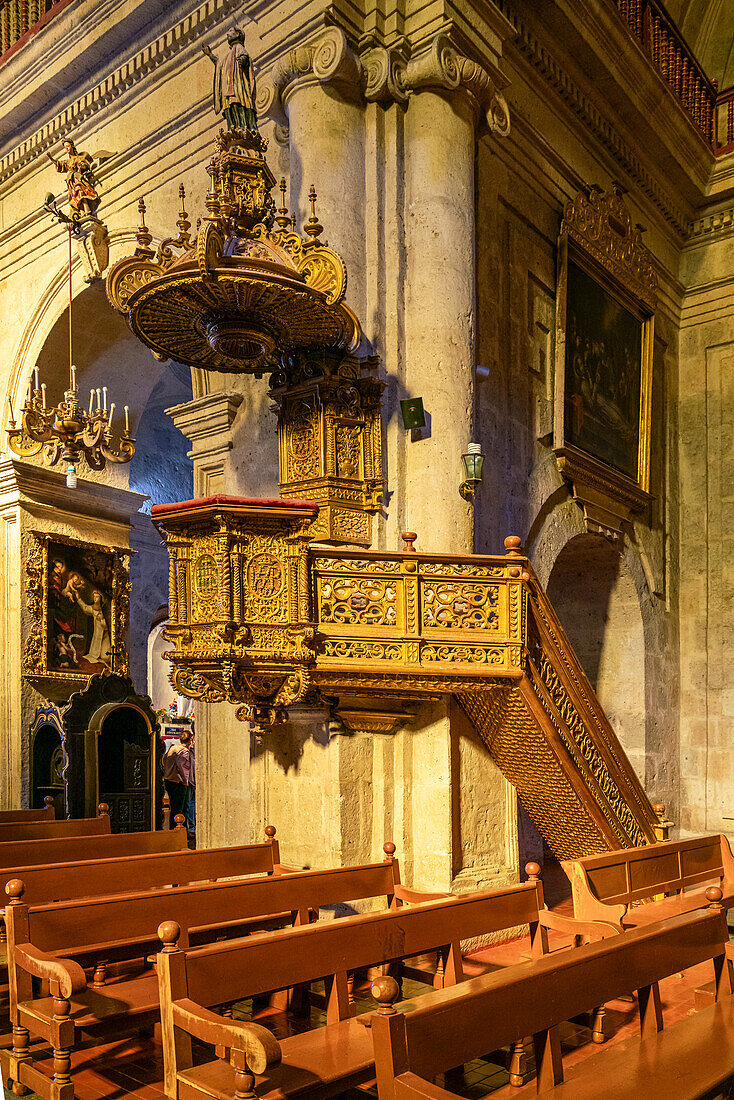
<box><xmin>23</xmin><ymin>532</ymin><xmax>131</xmax><ymax>685</ymax></box>
<box><xmin>553</xmin><ymin>183</ymin><xmax>657</xmax><ymax>515</ymax></box>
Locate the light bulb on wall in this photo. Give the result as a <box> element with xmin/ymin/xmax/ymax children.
<box><xmin>66</xmin><ymin>463</ymin><xmax>77</xmax><ymax>490</ymax></box>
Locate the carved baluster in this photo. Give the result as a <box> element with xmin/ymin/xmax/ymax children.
<box><xmin>51</xmin><ymin>994</ymin><xmax>73</xmax><ymax>1094</ymax></box>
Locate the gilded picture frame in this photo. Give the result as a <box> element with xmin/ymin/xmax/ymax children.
<box><xmin>23</xmin><ymin>531</ymin><xmax>131</xmax><ymax>686</ymax></box>
<box><xmin>553</xmin><ymin>183</ymin><xmax>657</xmax><ymax>509</ymax></box>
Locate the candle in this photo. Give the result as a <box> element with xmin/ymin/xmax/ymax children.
<box><xmin>96</xmin><ymin>389</ymin><xmax>101</xmax><ymax>412</ymax></box>
<box><xmin>124</xmin><ymin>405</ymin><xmax>130</xmax><ymax>434</ymax></box>
<box><xmin>33</xmin><ymin>367</ymin><xmax>39</xmax><ymax>392</ymax></box>
<box><xmin>71</xmin><ymin>365</ymin><xmax>76</xmax><ymax>390</ymax></box>
<box><xmin>41</xmin><ymin>383</ymin><xmax>47</xmax><ymax>408</ymax></box>
<box><xmin>89</xmin><ymin>390</ymin><xmax>94</xmax><ymax>414</ymax></box>
<box><xmin>108</xmin><ymin>403</ymin><xmax>115</xmax><ymax>428</ymax></box>
<box><xmin>103</xmin><ymin>386</ymin><xmax>107</xmax><ymax>413</ymax></box>
<box><xmin>8</xmin><ymin>397</ymin><xmax>15</xmax><ymax>424</ymax></box>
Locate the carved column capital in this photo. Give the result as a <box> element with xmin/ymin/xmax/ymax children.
<box><xmin>258</xmin><ymin>27</ymin><xmax>363</xmax><ymax>126</ymax></box>
<box><xmin>404</xmin><ymin>34</ymin><xmax>510</xmax><ymax>135</ymax></box>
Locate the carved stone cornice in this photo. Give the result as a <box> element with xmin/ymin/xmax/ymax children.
<box><xmin>404</xmin><ymin>34</ymin><xmax>510</xmax><ymax>134</ymax></box>
<box><xmin>260</xmin><ymin>28</ymin><xmax>509</xmax><ymax>134</ymax></box>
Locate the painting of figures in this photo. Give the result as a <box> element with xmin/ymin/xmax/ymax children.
<box><xmin>563</xmin><ymin>259</ymin><xmax>643</xmax><ymax>481</ymax></box>
<box><xmin>46</xmin><ymin>541</ymin><xmax>115</xmax><ymax>674</ymax></box>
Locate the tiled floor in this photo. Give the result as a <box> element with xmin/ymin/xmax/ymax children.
<box><xmin>1</xmin><ymin>863</ymin><xmax>728</xmax><ymax>1099</ymax></box>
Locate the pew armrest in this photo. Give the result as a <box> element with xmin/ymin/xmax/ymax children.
<box><xmin>14</xmin><ymin>944</ymin><xmax>87</xmax><ymax>997</ymax></box>
<box><xmin>274</xmin><ymin>863</ymin><xmax>301</xmax><ymax>874</ymax></box>
<box><xmin>173</xmin><ymin>998</ymin><xmax>282</xmax><ymax>1073</ymax></box>
<box><xmin>393</xmin><ymin>886</ymin><xmax>452</xmax><ymax>904</ymax></box>
<box><xmin>537</xmin><ymin>909</ymin><xmax>622</xmax><ymax>941</ymax></box>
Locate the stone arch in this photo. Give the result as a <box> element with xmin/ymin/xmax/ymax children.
<box><xmin>545</xmin><ymin>532</ymin><xmax>647</xmax><ymax>784</ymax></box>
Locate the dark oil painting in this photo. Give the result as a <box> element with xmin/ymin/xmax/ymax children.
<box><xmin>47</xmin><ymin>541</ymin><xmax>114</xmax><ymax>674</ymax></box>
<box><xmin>564</xmin><ymin>259</ymin><xmax>642</xmax><ymax>480</ymax></box>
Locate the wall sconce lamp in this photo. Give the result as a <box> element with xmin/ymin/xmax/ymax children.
<box><xmin>459</xmin><ymin>442</ymin><xmax>484</xmax><ymax>502</ymax></box>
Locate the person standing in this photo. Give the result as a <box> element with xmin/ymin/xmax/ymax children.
<box><xmin>163</xmin><ymin>729</ymin><xmax>192</xmax><ymax>828</ymax></box>
<box><xmin>185</xmin><ymin>732</ymin><xmax>196</xmax><ymax>838</ymax></box>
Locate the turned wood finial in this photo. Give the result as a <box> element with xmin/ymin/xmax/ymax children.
<box><xmin>97</xmin><ymin>802</ymin><xmax>110</xmax><ymax>817</ymax></box>
<box><xmin>383</xmin><ymin>841</ymin><xmax>396</xmax><ymax>861</ymax></box>
<box><xmin>44</xmin><ymin>795</ymin><xmax>55</xmax><ymax>809</ymax></box>
<box><xmin>5</xmin><ymin>879</ymin><xmax>25</xmax><ymax>904</ymax></box>
<box><xmin>401</xmin><ymin>531</ymin><xmax>417</xmax><ymax>553</ymax></box>
<box><xmin>158</xmin><ymin>920</ymin><xmax>182</xmax><ymax>952</ymax></box>
<box><xmin>504</xmin><ymin>535</ymin><xmax>523</xmax><ymax>556</ymax></box>
<box><xmin>652</xmin><ymin>803</ymin><xmax>665</xmax><ymax>817</ymax></box>
<box><xmin>706</xmin><ymin>886</ymin><xmax>724</xmax><ymax>910</ymax></box>
<box><xmin>173</xmin><ymin>814</ymin><xmax>187</xmax><ymax>830</ymax></box>
<box><xmin>371</xmin><ymin>976</ymin><xmax>400</xmax><ymax>1015</ymax></box>
<box><xmin>265</xmin><ymin>825</ymin><xmax>277</xmax><ymax>839</ymax></box>
<box><xmin>525</xmin><ymin>862</ymin><xmax>541</xmax><ymax>881</ymax></box>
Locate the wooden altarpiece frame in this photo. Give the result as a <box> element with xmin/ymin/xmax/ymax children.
<box><xmin>23</xmin><ymin>531</ymin><xmax>131</xmax><ymax>689</ymax></box>
<box><xmin>553</xmin><ymin>183</ymin><xmax>658</xmax><ymax>538</ymax></box>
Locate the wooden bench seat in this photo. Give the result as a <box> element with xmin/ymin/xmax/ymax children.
<box><xmin>370</xmin><ymin>887</ymin><xmax>732</xmax><ymax>1100</ymax></box>
<box><xmin>154</xmin><ymin>870</ymin><xmax>605</xmax><ymax>1100</ymax></box>
<box><xmin>563</xmin><ymin>833</ymin><xmax>734</xmax><ymax>931</ymax></box>
<box><xmin>177</xmin><ymin>1017</ymin><xmax>375</xmax><ymax>1100</ymax></box>
<box><xmin>3</xmin><ymin>845</ymin><xmax>428</xmax><ymax>1099</ymax></box>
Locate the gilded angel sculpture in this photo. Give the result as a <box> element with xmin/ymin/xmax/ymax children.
<box><xmin>47</xmin><ymin>139</ymin><xmax>101</xmax><ymax>220</ymax></box>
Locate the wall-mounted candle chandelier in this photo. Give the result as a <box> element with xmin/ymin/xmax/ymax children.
<box><xmin>6</xmin><ymin>214</ymin><xmax>135</xmax><ymax>488</ymax></box>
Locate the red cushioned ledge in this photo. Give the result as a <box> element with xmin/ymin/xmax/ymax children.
<box><xmin>150</xmin><ymin>495</ymin><xmax>320</xmax><ymax>517</ymax></box>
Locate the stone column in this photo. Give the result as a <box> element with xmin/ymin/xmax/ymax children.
<box><xmin>262</xmin><ymin>28</ymin><xmax>368</xmax><ymax>329</ymax></box>
<box><xmin>167</xmin><ymin>391</ymin><xmax>243</xmax><ymax>497</ymax></box>
<box><xmin>401</xmin><ymin>36</ymin><xmax>510</xmax><ymax>555</ymax></box>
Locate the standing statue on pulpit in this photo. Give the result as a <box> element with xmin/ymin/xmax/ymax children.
<box><xmin>202</xmin><ymin>21</ymin><xmax>258</xmax><ymax>131</ymax></box>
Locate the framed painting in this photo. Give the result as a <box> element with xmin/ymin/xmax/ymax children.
<box><xmin>553</xmin><ymin>184</ymin><xmax>657</xmax><ymax>527</ymax></box>
<box><xmin>23</xmin><ymin>532</ymin><xmax>131</xmax><ymax>685</ymax></box>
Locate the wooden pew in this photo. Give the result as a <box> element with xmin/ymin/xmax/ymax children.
<box><xmin>0</xmin><ymin>823</ymin><xmax>281</xmax><ymax>961</ymax></box>
<box><xmin>563</xmin><ymin>833</ymin><xmax>734</xmax><ymax>931</ymax></box>
<box><xmin>0</xmin><ymin>799</ymin><xmax>55</xmax><ymax>824</ymax></box>
<box><xmin>2</xmin><ymin>845</ymin><xmax>428</xmax><ymax>1099</ymax></box>
<box><xmin>0</xmin><ymin>817</ymin><xmax>188</xmax><ymax>872</ymax></box>
<box><xmin>0</xmin><ymin>810</ymin><xmax>111</xmax><ymax>843</ymax></box>
<box><xmin>370</xmin><ymin>887</ymin><xmax>733</xmax><ymax>1100</ymax></box>
<box><xmin>152</xmin><ymin>871</ymin><xmax>609</xmax><ymax>1100</ymax></box>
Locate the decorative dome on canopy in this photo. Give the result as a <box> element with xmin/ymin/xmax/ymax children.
<box><xmin>106</xmin><ymin>129</ymin><xmax>361</xmax><ymax>377</ymax></box>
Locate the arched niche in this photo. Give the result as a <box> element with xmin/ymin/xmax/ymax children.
<box><xmin>12</xmin><ymin>270</ymin><xmax>194</xmax><ymax>693</ymax></box>
<box><xmin>62</xmin><ymin>673</ymin><xmax>162</xmax><ymax>831</ymax></box>
<box><xmin>546</xmin><ymin>533</ymin><xmax>646</xmax><ymax>783</ymax></box>
<box><xmin>29</xmin><ymin>705</ymin><xmax>67</xmax><ymax>818</ymax></box>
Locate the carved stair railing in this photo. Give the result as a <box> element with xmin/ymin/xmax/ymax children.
<box><xmin>152</xmin><ymin>496</ymin><xmax>659</xmax><ymax>859</ymax></box>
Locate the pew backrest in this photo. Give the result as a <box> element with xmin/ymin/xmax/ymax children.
<box><xmin>0</xmin><ymin>805</ymin><xmax>54</xmax><ymax>824</ymax></box>
<box><xmin>370</xmin><ymin>901</ymin><xmax>730</xmax><ymax>1100</ymax></box>
<box><xmin>161</xmin><ymin>880</ymin><xmax>545</xmax><ymax>1013</ymax></box>
<box><xmin>0</xmin><ymin>815</ymin><xmax>111</xmax><ymax>843</ymax></box>
<box><xmin>563</xmin><ymin>834</ymin><xmax>734</xmax><ymax>925</ymax></box>
<box><xmin>0</xmin><ymin>825</ymin><xmax>187</xmax><ymax>870</ymax></box>
<box><xmin>1</xmin><ymin>837</ymin><xmax>287</xmax><ymax>910</ymax></box>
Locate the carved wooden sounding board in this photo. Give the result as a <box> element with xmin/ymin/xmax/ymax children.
<box><xmin>151</xmin><ymin>496</ymin><xmax>659</xmax><ymax>859</ymax></box>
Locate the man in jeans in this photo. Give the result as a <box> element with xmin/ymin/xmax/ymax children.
<box><xmin>163</xmin><ymin>729</ymin><xmax>192</xmax><ymax>828</ymax></box>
